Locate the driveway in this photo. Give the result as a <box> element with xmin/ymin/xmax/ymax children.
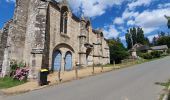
<box><xmin>3</xmin><ymin>56</ymin><xmax>170</xmax><ymax>100</ymax></box>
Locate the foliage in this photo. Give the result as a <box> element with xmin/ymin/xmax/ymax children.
<box><xmin>139</xmin><ymin>53</ymin><xmax>153</xmax><ymax>59</ymax></box>
<box><xmin>151</xmin><ymin>31</ymin><xmax>170</xmax><ymax>48</ymax></box>
<box><xmin>152</xmin><ymin>36</ymin><xmax>157</xmax><ymax>46</ymax></box>
<box><xmin>108</xmin><ymin>38</ymin><xmax>129</xmax><ymax>64</ymax></box>
<box><xmin>139</xmin><ymin>51</ymin><xmax>162</xmax><ymax>59</ymax></box>
<box><xmin>0</xmin><ymin>76</ymin><xmax>26</xmax><ymax>89</ymax></box>
<box><xmin>13</xmin><ymin>67</ymin><xmax>29</xmax><ymax>81</ymax></box>
<box><xmin>157</xmin><ymin>36</ymin><xmax>170</xmax><ymax>48</ymax></box>
<box><xmin>150</xmin><ymin>51</ymin><xmax>162</xmax><ymax>58</ymax></box>
<box><xmin>10</xmin><ymin>60</ymin><xmax>18</xmax><ymax>72</ymax></box>
<box><xmin>9</xmin><ymin>60</ymin><xmax>29</xmax><ymax>81</ymax></box>
<box><xmin>167</xmin><ymin>48</ymin><xmax>170</xmax><ymax>54</ymax></box>
<box><xmin>125</xmin><ymin>27</ymin><xmax>149</xmax><ymax>49</ymax></box>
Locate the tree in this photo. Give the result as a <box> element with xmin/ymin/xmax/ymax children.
<box><xmin>125</xmin><ymin>27</ymin><xmax>149</xmax><ymax>49</ymax></box>
<box><xmin>158</xmin><ymin>31</ymin><xmax>166</xmax><ymax>37</ymax></box>
<box><xmin>108</xmin><ymin>38</ymin><xmax>129</xmax><ymax>64</ymax></box>
<box><xmin>157</xmin><ymin>36</ymin><xmax>170</xmax><ymax>48</ymax></box>
<box><xmin>165</xmin><ymin>15</ymin><xmax>170</xmax><ymax>29</ymax></box>
<box><xmin>152</xmin><ymin>36</ymin><xmax>157</xmax><ymax>46</ymax></box>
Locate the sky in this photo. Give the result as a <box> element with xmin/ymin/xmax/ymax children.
<box><xmin>0</xmin><ymin>0</ymin><xmax>170</xmax><ymax>46</ymax></box>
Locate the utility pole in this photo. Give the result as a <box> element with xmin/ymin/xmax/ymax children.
<box><xmin>92</xmin><ymin>46</ymin><xmax>95</xmax><ymax>74</ymax></box>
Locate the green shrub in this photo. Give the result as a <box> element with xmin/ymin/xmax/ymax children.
<box><xmin>139</xmin><ymin>51</ymin><xmax>163</xmax><ymax>59</ymax></box>
<box><xmin>9</xmin><ymin>60</ymin><xmax>26</xmax><ymax>77</ymax></box>
<box><xmin>167</xmin><ymin>48</ymin><xmax>170</xmax><ymax>54</ymax></box>
<box><xmin>151</xmin><ymin>51</ymin><xmax>161</xmax><ymax>58</ymax></box>
<box><xmin>140</xmin><ymin>53</ymin><xmax>153</xmax><ymax>59</ymax></box>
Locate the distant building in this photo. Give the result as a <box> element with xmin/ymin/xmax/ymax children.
<box><xmin>130</xmin><ymin>43</ymin><xmax>168</xmax><ymax>58</ymax></box>
<box><xmin>130</xmin><ymin>43</ymin><xmax>151</xmax><ymax>58</ymax></box>
<box><xmin>151</xmin><ymin>45</ymin><xmax>168</xmax><ymax>54</ymax></box>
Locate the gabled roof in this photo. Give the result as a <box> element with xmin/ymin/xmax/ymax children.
<box><xmin>151</xmin><ymin>45</ymin><xmax>168</xmax><ymax>50</ymax></box>
<box><xmin>130</xmin><ymin>43</ymin><xmax>151</xmax><ymax>52</ymax></box>
<box><xmin>137</xmin><ymin>45</ymin><xmax>151</xmax><ymax>51</ymax></box>
<box><xmin>132</xmin><ymin>43</ymin><xmax>143</xmax><ymax>49</ymax></box>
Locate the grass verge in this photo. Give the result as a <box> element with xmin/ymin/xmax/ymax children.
<box><xmin>0</xmin><ymin>76</ymin><xmax>26</xmax><ymax>89</ymax></box>
<box><xmin>156</xmin><ymin>80</ymin><xmax>170</xmax><ymax>100</ymax></box>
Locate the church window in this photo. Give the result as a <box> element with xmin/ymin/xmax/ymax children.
<box><xmin>60</xmin><ymin>7</ymin><xmax>68</xmax><ymax>34</ymax></box>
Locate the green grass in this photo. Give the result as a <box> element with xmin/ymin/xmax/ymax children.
<box><xmin>156</xmin><ymin>80</ymin><xmax>170</xmax><ymax>100</ymax></box>
<box><xmin>0</xmin><ymin>77</ymin><xmax>26</xmax><ymax>89</ymax></box>
<box><xmin>100</xmin><ymin>55</ymin><xmax>168</xmax><ymax>70</ymax></box>
<box><xmin>162</xmin><ymin>80</ymin><xmax>170</xmax><ymax>88</ymax></box>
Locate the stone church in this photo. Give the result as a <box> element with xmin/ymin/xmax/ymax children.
<box><xmin>0</xmin><ymin>0</ymin><xmax>110</xmax><ymax>78</ymax></box>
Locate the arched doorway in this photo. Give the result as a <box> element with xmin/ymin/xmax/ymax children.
<box><xmin>64</xmin><ymin>51</ymin><xmax>72</xmax><ymax>71</ymax></box>
<box><xmin>53</xmin><ymin>50</ymin><xmax>62</xmax><ymax>71</ymax></box>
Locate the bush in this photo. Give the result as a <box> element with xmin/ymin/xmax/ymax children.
<box><xmin>167</xmin><ymin>49</ymin><xmax>170</xmax><ymax>54</ymax></box>
<box><xmin>9</xmin><ymin>60</ymin><xmax>29</xmax><ymax>81</ymax></box>
<box><xmin>140</xmin><ymin>53</ymin><xmax>153</xmax><ymax>59</ymax></box>
<box><xmin>151</xmin><ymin>51</ymin><xmax>161</xmax><ymax>58</ymax></box>
<box><xmin>139</xmin><ymin>51</ymin><xmax>163</xmax><ymax>59</ymax></box>
<box><xmin>13</xmin><ymin>67</ymin><xmax>29</xmax><ymax>81</ymax></box>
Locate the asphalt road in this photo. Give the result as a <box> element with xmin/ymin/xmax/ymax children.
<box><xmin>2</xmin><ymin>56</ymin><xmax>170</xmax><ymax>100</ymax></box>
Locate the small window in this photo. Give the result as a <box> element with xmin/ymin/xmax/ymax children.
<box><xmin>60</xmin><ymin>6</ymin><xmax>68</xmax><ymax>34</ymax></box>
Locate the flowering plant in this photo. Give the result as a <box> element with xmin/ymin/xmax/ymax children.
<box><xmin>13</xmin><ymin>67</ymin><xmax>29</xmax><ymax>81</ymax></box>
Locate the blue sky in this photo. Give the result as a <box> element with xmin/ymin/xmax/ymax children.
<box><xmin>0</xmin><ymin>0</ymin><xmax>170</xmax><ymax>45</ymax></box>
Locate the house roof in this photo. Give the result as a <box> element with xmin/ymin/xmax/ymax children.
<box><xmin>137</xmin><ymin>45</ymin><xmax>151</xmax><ymax>51</ymax></box>
<box><xmin>130</xmin><ymin>43</ymin><xmax>151</xmax><ymax>51</ymax></box>
<box><xmin>151</xmin><ymin>45</ymin><xmax>168</xmax><ymax>50</ymax></box>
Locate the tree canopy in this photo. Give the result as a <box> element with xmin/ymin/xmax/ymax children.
<box><xmin>125</xmin><ymin>27</ymin><xmax>149</xmax><ymax>49</ymax></box>
<box><xmin>108</xmin><ymin>38</ymin><xmax>129</xmax><ymax>64</ymax></box>
<box><xmin>152</xmin><ymin>32</ymin><xmax>170</xmax><ymax>48</ymax></box>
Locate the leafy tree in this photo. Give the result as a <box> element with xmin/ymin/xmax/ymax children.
<box><xmin>158</xmin><ymin>31</ymin><xmax>166</xmax><ymax>37</ymax></box>
<box><xmin>152</xmin><ymin>36</ymin><xmax>157</xmax><ymax>46</ymax></box>
<box><xmin>125</xmin><ymin>27</ymin><xmax>149</xmax><ymax>49</ymax></box>
<box><xmin>151</xmin><ymin>31</ymin><xmax>170</xmax><ymax>48</ymax></box>
<box><xmin>157</xmin><ymin>36</ymin><xmax>170</xmax><ymax>48</ymax></box>
<box><xmin>108</xmin><ymin>38</ymin><xmax>129</xmax><ymax>64</ymax></box>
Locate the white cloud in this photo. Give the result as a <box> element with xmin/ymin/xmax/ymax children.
<box><xmin>114</xmin><ymin>4</ymin><xmax>170</xmax><ymax>34</ymax></box>
<box><xmin>158</xmin><ymin>3</ymin><xmax>170</xmax><ymax>9</ymax></box>
<box><xmin>135</xmin><ymin>8</ymin><xmax>170</xmax><ymax>33</ymax></box>
<box><xmin>120</xmin><ymin>36</ymin><xmax>126</xmax><ymax>41</ymax></box>
<box><xmin>147</xmin><ymin>34</ymin><xmax>158</xmax><ymax>42</ymax></box>
<box><xmin>6</xmin><ymin>0</ymin><xmax>15</xmax><ymax>2</ymax></box>
<box><xmin>118</xmin><ymin>26</ymin><xmax>126</xmax><ymax>33</ymax></box>
<box><xmin>103</xmin><ymin>25</ymin><xmax>120</xmax><ymax>39</ymax></box>
<box><xmin>128</xmin><ymin>0</ymin><xmax>153</xmax><ymax>10</ymax></box>
<box><xmin>127</xmin><ymin>20</ymin><xmax>135</xmax><ymax>26</ymax></box>
<box><xmin>122</xmin><ymin>9</ymin><xmax>139</xmax><ymax>20</ymax></box>
<box><xmin>68</xmin><ymin>0</ymin><xmax>124</xmax><ymax>18</ymax></box>
<box><xmin>113</xmin><ymin>17</ymin><xmax>124</xmax><ymax>25</ymax></box>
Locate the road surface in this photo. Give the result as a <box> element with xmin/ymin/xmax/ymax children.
<box><xmin>3</xmin><ymin>56</ymin><xmax>170</xmax><ymax>100</ymax></box>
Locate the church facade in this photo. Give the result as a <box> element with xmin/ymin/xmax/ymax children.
<box><xmin>0</xmin><ymin>0</ymin><xmax>110</xmax><ymax>78</ymax></box>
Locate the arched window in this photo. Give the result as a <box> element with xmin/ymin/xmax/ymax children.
<box><xmin>60</xmin><ymin>6</ymin><xmax>68</xmax><ymax>34</ymax></box>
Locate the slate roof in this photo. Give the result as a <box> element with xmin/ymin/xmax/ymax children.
<box><xmin>130</xmin><ymin>43</ymin><xmax>151</xmax><ymax>52</ymax></box>
<box><xmin>137</xmin><ymin>45</ymin><xmax>151</xmax><ymax>51</ymax></box>
<box><xmin>151</xmin><ymin>45</ymin><xmax>168</xmax><ymax>50</ymax></box>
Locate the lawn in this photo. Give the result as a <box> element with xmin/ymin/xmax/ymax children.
<box><xmin>0</xmin><ymin>77</ymin><xmax>26</xmax><ymax>89</ymax></box>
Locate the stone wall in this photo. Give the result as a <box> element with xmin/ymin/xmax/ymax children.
<box><xmin>8</xmin><ymin>0</ymin><xmax>30</xmax><ymax>61</ymax></box>
<box><xmin>0</xmin><ymin>20</ymin><xmax>12</xmax><ymax>75</ymax></box>
<box><xmin>102</xmin><ymin>39</ymin><xmax>110</xmax><ymax>64</ymax></box>
<box><xmin>48</xmin><ymin>4</ymin><xmax>80</xmax><ymax>71</ymax></box>
<box><xmin>24</xmin><ymin>0</ymin><xmax>40</xmax><ymax>64</ymax></box>
<box><xmin>24</xmin><ymin>0</ymin><xmax>49</xmax><ymax>78</ymax></box>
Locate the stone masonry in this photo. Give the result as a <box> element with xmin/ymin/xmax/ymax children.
<box><xmin>0</xmin><ymin>0</ymin><xmax>110</xmax><ymax>78</ymax></box>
